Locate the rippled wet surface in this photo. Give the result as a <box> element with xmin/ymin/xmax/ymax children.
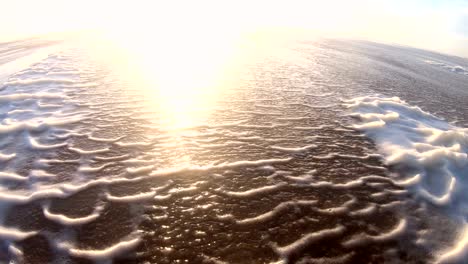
<box><xmin>0</xmin><ymin>35</ymin><xmax>467</xmax><ymax>263</ymax></box>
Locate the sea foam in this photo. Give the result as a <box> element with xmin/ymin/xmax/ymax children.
<box><xmin>345</xmin><ymin>95</ymin><xmax>468</xmax><ymax>263</ymax></box>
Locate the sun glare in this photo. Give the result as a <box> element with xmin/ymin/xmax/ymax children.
<box><xmin>88</xmin><ymin>6</ymin><xmax>248</xmax><ymax>131</ymax></box>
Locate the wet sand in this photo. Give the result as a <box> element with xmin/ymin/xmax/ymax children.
<box><xmin>0</xmin><ymin>36</ymin><xmax>467</xmax><ymax>263</ymax></box>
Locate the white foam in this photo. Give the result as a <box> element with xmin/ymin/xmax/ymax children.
<box><xmin>59</xmin><ymin>237</ymin><xmax>141</xmax><ymax>261</ymax></box>
<box><xmin>0</xmin><ymin>92</ymin><xmax>65</xmax><ymax>102</ymax></box>
<box><xmin>345</xmin><ymin>95</ymin><xmax>468</xmax><ymax>260</ymax></box>
<box><xmin>0</xmin><ymin>188</ymin><xmax>68</xmax><ymax>204</ymax></box>
<box><xmin>43</xmin><ymin>203</ymin><xmax>104</xmax><ymax>226</ymax></box>
<box><xmin>94</xmin><ymin>154</ymin><xmax>130</xmax><ymax>161</ymax></box>
<box><xmin>274</xmin><ymin>225</ymin><xmax>346</xmax><ymax>258</ymax></box>
<box><xmin>0</xmin><ymin>114</ymin><xmax>87</xmax><ymax>135</ymax></box>
<box><xmin>285</xmin><ymin>169</ymin><xmax>316</xmax><ymax>183</ymax></box>
<box><xmin>115</xmin><ymin>141</ymin><xmax>152</xmax><ymax>147</ymax></box>
<box><xmin>308</xmin><ymin>175</ymin><xmax>391</xmax><ymax>190</ymax></box>
<box><xmin>438</xmin><ymin>223</ymin><xmax>468</xmax><ymax>263</ymax></box>
<box><xmin>345</xmin><ymin>95</ymin><xmax>468</xmax><ymax>208</ymax></box>
<box><xmin>8</xmin><ymin>243</ymin><xmax>24</xmax><ymax>263</ymax></box>
<box><xmin>78</xmin><ymin>163</ymin><xmax>114</xmax><ymax>173</ymax></box>
<box><xmin>88</xmin><ymin>134</ymin><xmax>124</xmax><ymax>143</ymax></box>
<box><xmin>154</xmin><ymin>194</ymin><xmax>172</xmax><ymax>201</ymax></box>
<box><xmin>27</xmin><ymin>134</ymin><xmax>67</xmax><ymax>150</ymax></box>
<box><xmin>221</xmin><ymin>182</ymin><xmax>287</xmax><ymax>198</ymax></box>
<box><xmin>349</xmin><ymin>203</ymin><xmax>377</xmax><ymax>217</ymax></box>
<box><xmin>0</xmin><ymin>226</ymin><xmax>37</xmax><ymax>241</ymax></box>
<box><xmin>6</xmin><ymin>109</ymin><xmax>34</xmax><ymax>115</ymax></box>
<box><xmin>276</xmin><ymin>117</ymin><xmax>310</xmax><ymax>121</ymax></box>
<box><xmin>36</xmin><ymin>158</ymin><xmax>80</xmax><ymax>167</ymax></box>
<box><xmin>126</xmin><ymin>165</ymin><xmax>154</xmax><ymax>175</ymax></box>
<box><xmin>4</xmin><ymin>77</ymin><xmax>76</xmax><ymax>86</ymax></box>
<box><xmin>37</xmin><ymin>101</ymin><xmax>63</xmax><ymax>109</ymax></box>
<box><xmin>270</xmin><ymin>144</ymin><xmax>317</xmax><ymax>152</ymax></box>
<box><xmin>51</xmin><ymin>131</ymin><xmax>86</xmax><ymax>139</ymax></box>
<box><xmin>314</xmin><ymin>153</ymin><xmax>381</xmax><ymax>160</ymax></box>
<box><xmin>233</xmin><ymin>200</ymin><xmax>317</xmax><ymax>225</ymax></box>
<box><xmin>147</xmin><ymin>158</ymin><xmax>292</xmax><ymax>177</ymax></box>
<box><xmin>313</xmin><ymin>197</ymin><xmax>356</xmax><ymax>216</ymax></box>
<box><xmin>69</xmin><ymin>146</ymin><xmax>109</xmax><ymax>155</ymax></box>
<box><xmin>0</xmin><ymin>171</ymin><xmax>27</xmax><ymax>181</ymax></box>
<box><xmin>343</xmin><ymin>218</ymin><xmax>407</xmax><ymax>248</ymax></box>
<box><xmin>28</xmin><ymin>169</ymin><xmax>55</xmax><ymax>180</ymax></box>
<box><xmin>0</xmin><ymin>152</ymin><xmax>16</xmax><ymax>161</ymax></box>
<box><xmin>292</xmin><ymin>125</ymin><xmax>332</xmax><ymax>130</ymax></box>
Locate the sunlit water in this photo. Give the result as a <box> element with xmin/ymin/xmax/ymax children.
<box><xmin>0</xmin><ymin>33</ymin><xmax>468</xmax><ymax>264</ymax></box>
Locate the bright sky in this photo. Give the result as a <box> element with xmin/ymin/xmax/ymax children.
<box><xmin>0</xmin><ymin>0</ymin><xmax>467</xmax><ymax>57</ymax></box>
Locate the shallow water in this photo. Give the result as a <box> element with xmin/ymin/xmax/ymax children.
<box><xmin>0</xmin><ymin>35</ymin><xmax>468</xmax><ymax>263</ymax></box>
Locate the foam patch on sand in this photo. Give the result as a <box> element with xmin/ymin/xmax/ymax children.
<box><xmin>344</xmin><ymin>95</ymin><xmax>468</xmax><ymax>263</ymax></box>
<box><xmin>274</xmin><ymin>225</ymin><xmax>346</xmax><ymax>260</ymax></box>
<box><xmin>57</xmin><ymin>237</ymin><xmax>141</xmax><ymax>261</ymax></box>
<box><xmin>43</xmin><ymin>203</ymin><xmax>105</xmax><ymax>226</ymax></box>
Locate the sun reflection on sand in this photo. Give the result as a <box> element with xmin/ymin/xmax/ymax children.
<box><xmin>76</xmin><ymin>28</ymin><xmax>307</xmax><ymax>169</ymax></box>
